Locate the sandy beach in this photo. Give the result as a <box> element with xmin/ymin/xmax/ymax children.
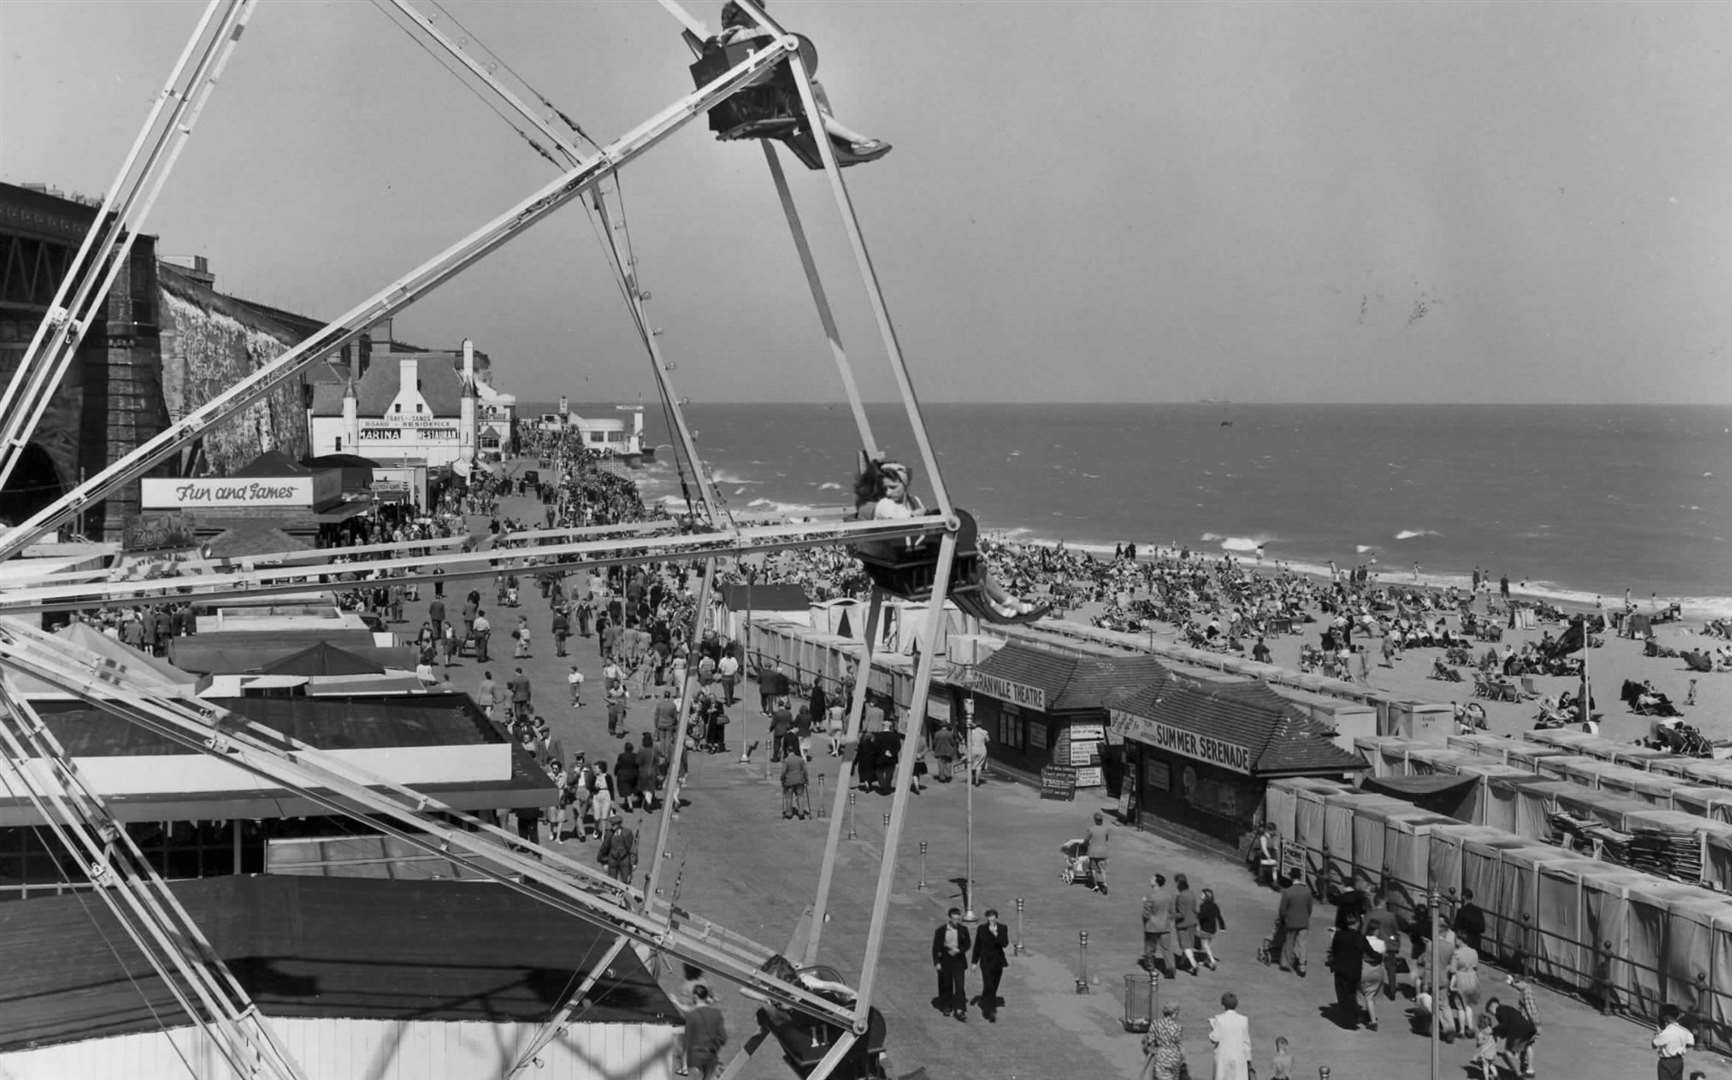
<box><xmin>1065</xmin><ymin>583</ymin><xmax>1732</xmax><ymax>748</ymax></box>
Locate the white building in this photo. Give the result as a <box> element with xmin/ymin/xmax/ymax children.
<box><xmin>531</xmin><ymin>396</ymin><xmax>646</xmax><ymax>464</ymax></box>
<box><xmin>308</xmin><ymin>341</ymin><xmax>480</xmax><ymax>475</ymax></box>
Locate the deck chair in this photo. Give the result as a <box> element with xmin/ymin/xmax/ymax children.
<box><xmin>1473</xmin><ymin>673</ymin><xmax>1493</xmax><ymax>699</ymax></box>
<box><xmin>1519</xmin><ymin>675</ymin><xmax>1540</xmax><ymax>700</ymax></box>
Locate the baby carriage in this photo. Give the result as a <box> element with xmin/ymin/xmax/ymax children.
<box><xmin>1059</xmin><ymin>839</ymin><xmax>1099</xmax><ymax>888</ymax></box>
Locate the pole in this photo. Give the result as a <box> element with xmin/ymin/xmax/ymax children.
<box><xmin>963</xmin><ymin>689</ymin><xmax>976</xmax><ymax>922</ymax></box>
<box><xmin>1430</xmin><ymin>890</ymin><xmax>1441</xmax><ymax>1080</ymax></box>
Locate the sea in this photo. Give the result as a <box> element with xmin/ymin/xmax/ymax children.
<box><xmin>522</xmin><ymin>402</ymin><xmax>1732</xmax><ymax>619</ymax></box>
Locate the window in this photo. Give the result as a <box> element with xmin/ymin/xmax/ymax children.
<box><xmin>996</xmin><ymin>703</ymin><xmax>1025</xmax><ymax>752</ymax></box>
<box><xmin>334</xmin><ymin>437</ymin><xmax>342</xmax><ymax>451</ymax></box>
<box><xmin>590</xmin><ymin>432</ymin><xmax>604</xmax><ymax>443</ymax></box>
<box><xmin>394</xmin><ymin>403</ymin><xmax>402</xmax><ymax>414</ymax></box>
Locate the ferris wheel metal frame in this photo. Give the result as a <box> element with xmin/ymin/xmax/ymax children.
<box><xmin>0</xmin><ymin>2</ymin><xmax>966</xmax><ymax>1078</ymax></box>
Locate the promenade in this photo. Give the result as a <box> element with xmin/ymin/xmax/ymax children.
<box><xmin>438</xmin><ymin>473</ymin><xmax>1716</xmax><ymax>1080</ymax></box>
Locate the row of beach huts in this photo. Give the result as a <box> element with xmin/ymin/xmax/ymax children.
<box><xmin>1267</xmin><ymin>728</ymin><xmax>1732</xmax><ymax>1051</ymax></box>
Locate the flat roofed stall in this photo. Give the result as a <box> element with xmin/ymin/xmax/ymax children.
<box><xmin>0</xmin><ymin>693</ymin><xmax>552</xmax><ymax>899</ymax></box>
<box><xmin>0</xmin><ymin>876</ymin><xmax>680</xmax><ymax>1078</ymax></box>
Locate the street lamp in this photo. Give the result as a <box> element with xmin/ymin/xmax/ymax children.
<box><xmin>963</xmin><ymin>688</ymin><xmax>977</xmax><ymax>923</ymax></box>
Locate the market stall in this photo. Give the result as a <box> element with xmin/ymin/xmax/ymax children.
<box><xmin>1110</xmin><ymin>677</ymin><xmax>1366</xmax><ymax>848</ymax></box>
<box><xmin>967</xmin><ymin>642</ymin><xmax>1167</xmax><ymax>791</ymax></box>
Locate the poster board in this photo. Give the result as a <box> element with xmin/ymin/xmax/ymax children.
<box><xmin>1040</xmin><ymin>764</ymin><xmax>1078</xmax><ymax>801</ymax></box>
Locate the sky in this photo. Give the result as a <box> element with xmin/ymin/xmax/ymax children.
<box><xmin>5</xmin><ymin>0</ymin><xmax>1732</xmax><ymax>405</ymax></box>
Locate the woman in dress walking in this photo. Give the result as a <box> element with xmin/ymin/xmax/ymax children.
<box><xmin>1140</xmin><ymin>1002</ymin><xmax>1185</xmax><ymax>1080</ymax></box>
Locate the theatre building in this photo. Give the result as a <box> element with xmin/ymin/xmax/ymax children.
<box><xmin>964</xmin><ymin>642</ymin><xmax>1167</xmax><ymax>789</ymax></box>
<box><xmin>1109</xmin><ymin>676</ymin><xmax>1366</xmax><ymax>848</ymax></box>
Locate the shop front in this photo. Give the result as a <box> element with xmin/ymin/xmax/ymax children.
<box><xmin>1110</xmin><ymin>678</ymin><xmax>1367</xmax><ymax>850</ymax></box>
<box><xmin>965</xmin><ymin>642</ymin><xmax>1167</xmax><ymax>790</ymax></box>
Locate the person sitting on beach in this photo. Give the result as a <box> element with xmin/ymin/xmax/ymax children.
<box><xmin>713</xmin><ymin>0</ymin><xmax>891</xmax><ymax>161</ymax></box>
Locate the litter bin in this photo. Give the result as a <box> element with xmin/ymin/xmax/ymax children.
<box><xmin>1122</xmin><ymin>970</ymin><xmax>1160</xmax><ymax>1032</ymax></box>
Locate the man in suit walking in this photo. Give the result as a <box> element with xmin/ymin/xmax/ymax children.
<box><xmin>971</xmin><ymin>907</ymin><xmax>1010</xmax><ymax>1022</ymax></box>
<box><xmin>932</xmin><ymin>907</ymin><xmax>972</xmax><ymax>1021</ymax></box>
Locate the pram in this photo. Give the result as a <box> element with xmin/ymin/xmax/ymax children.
<box><xmin>1059</xmin><ymin>839</ymin><xmax>1099</xmax><ymax>888</ymax></box>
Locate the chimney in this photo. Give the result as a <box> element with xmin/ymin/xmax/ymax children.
<box><xmin>462</xmin><ymin>338</ymin><xmax>474</xmax><ymax>384</ymax></box>
<box><xmin>558</xmin><ymin>395</ymin><xmax>569</xmax><ymax>416</ymax></box>
<box><xmin>399</xmin><ymin>357</ymin><xmax>418</xmax><ymax>409</ymax></box>
<box><xmin>184</xmin><ymin>255</ymin><xmax>215</xmax><ymax>287</ymax></box>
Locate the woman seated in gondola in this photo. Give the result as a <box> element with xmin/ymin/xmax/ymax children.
<box><xmin>853</xmin><ymin>455</ymin><xmax>1038</xmax><ymax>618</ymax></box>
<box><xmin>713</xmin><ymin>0</ymin><xmax>890</xmax><ymax>160</ymax></box>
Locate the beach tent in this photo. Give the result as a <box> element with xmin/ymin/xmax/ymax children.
<box><xmin>257</xmin><ymin>642</ymin><xmax>388</xmax><ymax>677</ymax></box>
<box><xmin>1445</xmin><ymin>732</ymin><xmax>1514</xmax><ymax>764</ymax></box>
<box><xmin>1481</xmin><ymin>774</ymin><xmax>1563</xmax><ymax>837</ymax></box>
<box><xmin>1294</xmin><ymin>779</ymin><xmax>1344</xmax><ymax>888</ymax></box>
<box><xmin>1574</xmin><ymin>865</ymin><xmax>1656</xmax><ymax>1019</ymax></box>
<box><xmin>1625</xmin><ymin>878</ymin><xmax>1696</xmax><ymax>1022</ymax></box>
<box><xmin>1672</xmin><ymin>786</ymin><xmax>1732</xmax><ymax>825</ymax></box>
<box><xmin>1381</xmin><ymin>809</ymin><xmax>1457</xmax><ymax>921</ymax></box>
<box><xmin>8</xmin><ymin>621</ymin><xmax>209</xmax><ymax>698</ymax></box>
<box><xmin>1663</xmin><ymin>891</ymin><xmax>1732</xmax><ymax>1051</ymax></box>
<box><xmin>1679</xmin><ymin>760</ymin><xmax>1732</xmax><ymax>789</ymax></box>
<box><xmin>1426</xmin><ymin>824</ymin><xmax>1509</xmax><ymax>908</ymax></box>
<box><xmin>1532</xmin><ymin>854</ymin><xmax>1596</xmax><ymax>989</ymax></box>
<box><xmin>1263</xmin><ymin>776</ymin><xmax>1337</xmax><ymax>843</ymax></box>
<box><xmin>1708</xmin><ymin>828</ymin><xmax>1732</xmax><ymax>894</ymax></box>
<box><xmin>1347</xmin><ymin>794</ymin><xmax>1419</xmax><ymax>894</ymax></box>
<box><xmin>1443</xmin><ymin>762</ymin><xmax>1529</xmax><ymax>826</ymax></box>
<box><xmin>1405</xmin><ymin>746</ymin><xmax>1477</xmax><ymax>775</ymax></box>
<box><xmin>1535</xmin><ymin>754</ymin><xmax>1599</xmax><ymax>782</ymax></box>
<box><xmin>1496</xmin><ymin>844</ymin><xmax>1583</xmax><ymax>967</ymax></box>
<box><xmin>1460</xmin><ymin>836</ymin><xmax>1532</xmax><ymax>947</ymax></box>
<box><xmin>1553</xmin><ymin>787</ymin><xmax>1655</xmax><ymax>833</ymax></box>
<box><xmin>1528</xmin><ymin>728</ymin><xmax>1600</xmax><ymax>752</ymax></box>
<box><xmin>1504</xmin><ymin>742</ymin><xmax>1573</xmax><ymax>773</ymax></box>
<box><xmin>1612</xmin><ymin>746</ymin><xmax>1681</xmax><ymax>772</ymax></box>
<box><xmin>1352</xmin><ymin>735</ymin><xmax>1416</xmax><ymax>779</ymax></box>
<box><xmin>1648</xmin><ymin>755</ymin><xmax>1701</xmax><ymax>783</ymax></box>
<box><xmin>1324</xmin><ymin>789</ymin><xmax>1383</xmax><ymax>898</ymax></box>
<box><xmin>1591</xmin><ymin>763</ymin><xmax>1676</xmax><ymax>807</ymax></box>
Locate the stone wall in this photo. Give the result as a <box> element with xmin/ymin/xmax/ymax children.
<box><xmin>157</xmin><ymin>265</ymin><xmax>314</xmax><ymax>478</ymax></box>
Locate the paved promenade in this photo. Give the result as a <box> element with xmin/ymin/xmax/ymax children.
<box><xmin>431</xmin><ymin>476</ymin><xmax>1719</xmax><ymax>1080</ymax></box>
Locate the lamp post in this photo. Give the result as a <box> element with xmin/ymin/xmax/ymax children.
<box><xmin>963</xmin><ymin>688</ymin><xmax>976</xmax><ymax>923</ymax></box>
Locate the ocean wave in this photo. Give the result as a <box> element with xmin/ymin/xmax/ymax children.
<box><xmin>1355</xmin><ymin>544</ymin><xmax>1377</xmax><ymax>554</ymax></box>
<box><xmin>1394</xmin><ymin>529</ymin><xmax>1440</xmax><ymax>541</ymax></box>
<box><xmin>817</xmin><ymin>481</ymin><xmax>842</xmax><ymax>491</ymax></box>
<box><xmin>709</xmin><ymin>471</ymin><xmax>760</xmax><ymax>485</ymax></box>
<box><xmin>1200</xmin><ymin>532</ymin><xmax>1274</xmax><ymax>553</ymax></box>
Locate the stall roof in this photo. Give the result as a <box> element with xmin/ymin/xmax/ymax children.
<box><xmin>1111</xmin><ymin>678</ymin><xmax>1368</xmax><ymax>776</ymax></box>
<box><xmin>29</xmin><ymin>692</ymin><xmax>493</xmax><ymax>756</ymax></box>
<box><xmin>231</xmin><ymin>449</ymin><xmax>313</xmax><ymax>476</ymax></box>
<box><xmin>973</xmin><ymin>640</ymin><xmax>1171</xmax><ymax>712</ymax></box>
<box><xmin>0</xmin><ymin>875</ymin><xmax>676</xmax><ymax>1051</ymax></box>
<box><xmin>719</xmin><ymin>583</ymin><xmax>811</xmax><ymax>612</ymax></box>
<box><xmin>201</xmin><ymin>520</ymin><xmax>312</xmax><ymax>558</ymax></box>
<box><xmin>258</xmin><ymin>641</ymin><xmax>388</xmax><ymax>676</ymax></box>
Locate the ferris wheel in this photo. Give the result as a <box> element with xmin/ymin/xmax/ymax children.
<box><xmin>0</xmin><ymin>3</ymin><xmax>991</xmax><ymax>1078</ymax></box>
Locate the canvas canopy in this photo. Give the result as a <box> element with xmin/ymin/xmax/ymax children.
<box><xmin>1426</xmin><ymin>825</ymin><xmax>1508</xmax><ymax>906</ymax></box>
<box><xmin>1673</xmin><ymin>786</ymin><xmax>1732</xmax><ymax>825</ymax></box>
<box><xmin>257</xmin><ymin>642</ymin><xmax>388</xmax><ymax>677</ymax></box>
<box><xmin>1444</xmin><ymin>732</ymin><xmax>1513</xmax><ymax>763</ymax></box>
<box><xmin>1662</xmin><ymin>890</ymin><xmax>1732</xmax><ymax>1051</ymax></box>
<box><xmin>1504</xmin><ymin>742</ymin><xmax>1572</xmax><ymax>771</ymax></box>
<box><xmin>1496</xmin><ymin>844</ymin><xmax>1583</xmax><ymax>965</ymax></box>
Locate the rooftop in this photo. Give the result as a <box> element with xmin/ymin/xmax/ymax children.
<box><xmin>0</xmin><ymin>875</ymin><xmax>678</xmax><ymax>1051</ymax></box>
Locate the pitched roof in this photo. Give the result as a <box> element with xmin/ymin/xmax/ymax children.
<box><xmin>358</xmin><ymin>353</ymin><xmax>466</xmax><ymax>416</ymax></box>
<box><xmin>257</xmin><ymin>641</ymin><xmax>388</xmax><ymax>676</ymax></box>
<box><xmin>0</xmin><ymin>875</ymin><xmax>677</xmax><ymax>1050</ymax></box>
<box><xmin>1110</xmin><ymin>678</ymin><xmax>1368</xmax><ymax>775</ymax></box>
<box><xmin>203</xmin><ymin>521</ymin><xmax>310</xmax><ymax>559</ymax></box>
<box><xmin>973</xmin><ymin>642</ymin><xmax>1169</xmax><ymax>712</ymax></box>
<box><xmin>974</xmin><ymin>641</ymin><xmax>1077</xmax><ymax>702</ymax></box>
<box><xmin>232</xmin><ymin>449</ymin><xmax>310</xmax><ymax>476</ymax></box>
